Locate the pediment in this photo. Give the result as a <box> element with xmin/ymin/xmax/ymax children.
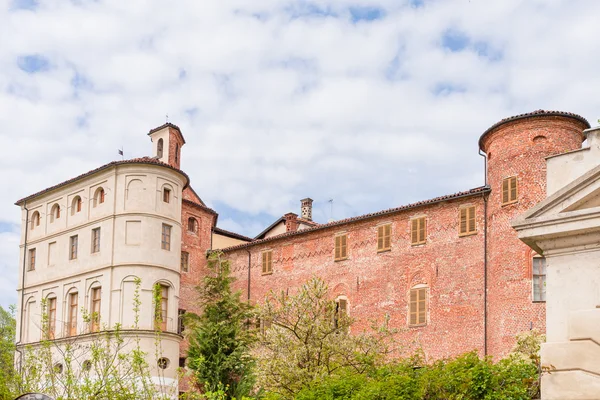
<box><xmin>515</xmin><ymin>163</ymin><xmax>600</xmax><ymax>224</ymax></box>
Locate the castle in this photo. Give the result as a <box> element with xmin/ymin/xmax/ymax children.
<box><xmin>14</xmin><ymin>110</ymin><xmax>591</xmax><ymax>393</ymax></box>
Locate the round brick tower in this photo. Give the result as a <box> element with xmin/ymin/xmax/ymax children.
<box><xmin>479</xmin><ymin>110</ymin><xmax>589</xmax><ymax>358</ymax></box>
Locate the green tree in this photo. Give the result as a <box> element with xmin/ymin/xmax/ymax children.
<box><xmin>185</xmin><ymin>251</ymin><xmax>257</xmax><ymax>399</ymax></box>
<box><xmin>11</xmin><ymin>278</ymin><xmax>175</xmax><ymax>399</ymax></box>
<box><xmin>0</xmin><ymin>305</ymin><xmax>17</xmax><ymax>399</ymax></box>
<box><xmin>255</xmin><ymin>277</ymin><xmax>396</xmax><ymax>399</ymax></box>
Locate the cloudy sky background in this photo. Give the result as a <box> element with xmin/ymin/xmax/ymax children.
<box><xmin>1</xmin><ymin>0</ymin><xmax>599</xmax><ymax>308</ymax></box>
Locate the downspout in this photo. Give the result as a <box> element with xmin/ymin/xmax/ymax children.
<box><xmin>245</xmin><ymin>250</ymin><xmax>251</xmax><ymax>302</ymax></box>
<box><xmin>479</xmin><ymin>149</ymin><xmax>488</xmax><ymax>356</ymax></box>
<box><xmin>15</xmin><ymin>202</ymin><xmax>29</xmax><ymax>372</ymax></box>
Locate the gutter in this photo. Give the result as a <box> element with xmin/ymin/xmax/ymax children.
<box><xmin>15</xmin><ymin>202</ymin><xmax>29</xmax><ymax>371</ymax></box>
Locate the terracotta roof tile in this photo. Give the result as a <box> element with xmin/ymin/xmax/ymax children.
<box><xmin>15</xmin><ymin>157</ymin><xmax>190</xmax><ymax>205</ymax></box>
<box><xmin>479</xmin><ymin>110</ymin><xmax>590</xmax><ymax>150</ymax></box>
<box><xmin>183</xmin><ymin>199</ymin><xmax>218</xmax><ymax>216</ymax></box>
<box><xmin>220</xmin><ymin>186</ymin><xmax>491</xmax><ymax>252</ymax></box>
<box><xmin>148</xmin><ymin>122</ymin><xmax>186</xmax><ymax>144</ymax></box>
<box><xmin>298</xmin><ymin>218</ymin><xmax>319</xmax><ymax>226</ymax></box>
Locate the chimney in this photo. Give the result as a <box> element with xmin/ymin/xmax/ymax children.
<box><xmin>284</xmin><ymin>212</ymin><xmax>298</xmax><ymax>232</ymax></box>
<box><xmin>300</xmin><ymin>198</ymin><xmax>313</xmax><ymax>221</ymax></box>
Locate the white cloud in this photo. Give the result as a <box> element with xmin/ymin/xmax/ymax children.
<box><xmin>1</xmin><ymin>0</ymin><xmax>600</xmax><ymax>308</ymax></box>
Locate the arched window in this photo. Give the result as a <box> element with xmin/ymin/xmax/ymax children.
<box><xmin>157</xmin><ymin>138</ymin><xmax>164</xmax><ymax>158</ymax></box>
<box><xmin>71</xmin><ymin>196</ymin><xmax>82</xmax><ymax>216</ymax></box>
<box><xmin>154</xmin><ymin>283</ymin><xmax>169</xmax><ymax>331</ymax></box>
<box><xmin>409</xmin><ymin>285</ymin><xmax>428</xmax><ymax>326</ymax></box>
<box><xmin>67</xmin><ymin>291</ymin><xmax>78</xmax><ymax>336</ymax></box>
<box><xmin>334</xmin><ymin>296</ymin><xmax>348</xmax><ymax>331</ymax></box>
<box><xmin>30</xmin><ymin>211</ymin><xmax>40</xmax><ymax>230</ymax></box>
<box><xmin>90</xmin><ymin>285</ymin><xmax>101</xmax><ymax>332</ymax></box>
<box><xmin>94</xmin><ymin>187</ymin><xmax>105</xmax><ymax>207</ymax></box>
<box><xmin>46</xmin><ymin>295</ymin><xmax>57</xmax><ymax>339</ymax></box>
<box><xmin>50</xmin><ymin>204</ymin><xmax>60</xmax><ymax>222</ymax></box>
<box><xmin>163</xmin><ymin>187</ymin><xmax>171</xmax><ymax>203</ymax></box>
<box><xmin>175</xmin><ymin>144</ymin><xmax>179</xmax><ymax>164</ymax></box>
<box><xmin>187</xmin><ymin>217</ymin><xmax>197</xmax><ymax>233</ymax></box>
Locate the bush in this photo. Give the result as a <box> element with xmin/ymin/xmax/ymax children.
<box><xmin>295</xmin><ymin>351</ymin><xmax>538</xmax><ymax>400</ymax></box>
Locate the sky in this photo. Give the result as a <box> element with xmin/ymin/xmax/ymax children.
<box><xmin>1</xmin><ymin>0</ymin><xmax>599</xmax><ymax>308</ymax></box>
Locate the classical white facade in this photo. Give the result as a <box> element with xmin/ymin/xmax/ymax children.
<box><xmin>513</xmin><ymin>126</ymin><xmax>600</xmax><ymax>399</ymax></box>
<box><xmin>15</xmin><ymin>125</ymin><xmax>189</xmax><ymax>394</ymax></box>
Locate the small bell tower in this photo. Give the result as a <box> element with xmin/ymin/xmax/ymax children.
<box><xmin>147</xmin><ymin>122</ymin><xmax>186</xmax><ymax>169</ymax></box>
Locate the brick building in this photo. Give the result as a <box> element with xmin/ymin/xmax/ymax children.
<box><xmin>217</xmin><ymin>110</ymin><xmax>590</xmax><ymax>361</ymax></box>
<box><xmin>15</xmin><ymin>110</ymin><xmax>591</xmax><ymax>394</ymax></box>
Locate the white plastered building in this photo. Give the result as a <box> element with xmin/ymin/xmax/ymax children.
<box><xmin>14</xmin><ymin>126</ymin><xmax>189</xmax><ymax>395</ymax></box>
<box><xmin>513</xmin><ymin>126</ymin><xmax>600</xmax><ymax>399</ymax></box>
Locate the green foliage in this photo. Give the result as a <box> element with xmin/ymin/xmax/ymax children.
<box><xmin>3</xmin><ymin>278</ymin><xmax>176</xmax><ymax>399</ymax></box>
<box><xmin>185</xmin><ymin>251</ymin><xmax>257</xmax><ymax>399</ymax></box>
<box><xmin>255</xmin><ymin>277</ymin><xmax>396</xmax><ymax>399</ymax></box>
<box><xmin>0</xmin><ymin>305</ymin><xmax>17</xmax><ymax>399</ymax></box>
<box><xmin>296</xmin><ymin>351</ymin><xmax>539</xmax><ymax>400</ymax></box>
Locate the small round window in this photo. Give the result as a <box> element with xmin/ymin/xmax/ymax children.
<box><xmin>157</xmin><ymin>357</ymin><xmax>170</xmax><ymax>370</ymax></box>
<box><xmin>54</xmin><ymin>363</ymin><xmax>63</xmax><ymax>374</ymax></box>
<box><xmin>83</xmin><ymin>360</ymin><xmax>92</xmax><ymax>371</ymax></box>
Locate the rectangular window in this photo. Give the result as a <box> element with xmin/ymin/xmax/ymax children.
<box><xmin>459</xmin><ymin>206</ymin><xmax>476</xmax><ymax>236</ymax></box>
<box><xmin>334</xmin><ymin>234</ymin><xmax>348</xmax><ymax>261</ymax></box>
<box><xmin>181</xmin><ymin>251</ymin><xmax>189</xmax><ymax>272</ymax></box>
<box><xmin>47</xmin><ymin>297</ymin><xmax>56</xmax><ymax>339</ymax></box>
<box><xmin>178</xmin><ymin>309</ymin><xmax>185</xmax><ymax>334</ymax></box>
<box><xmin>161</xmin><ymin>224</ymin><xmax>171</xmax><ymax>251</ymax></box>
<box><xmin>377</xmin><ymin>224</ymin><xmax>392</xmax><ymax>252</ymax></box>
<box><xmin>28</xmin><ymin>248</ymin><xmax>36</xmax><ymax>271</ymax></box>
<box><xmin>91</xmin><ymin>287</ymin><xmax>101</xmax><ymax>333</ymax></box>
<box><xmin>69</xmin><ymin>235</ymin><xmax>78</xmax><ymax>260</ymax></box>
<box><xmin>260</xmin><ymin>318</ymin><xmax>272</xmax><ymax>335</ymax></box>
<box><xmin>411</xmin><ymin>217</ymin><xmax>427</xmax><ymax>245</ymax></box>
<box><xmin>502</xmin><ymin>176</ymin><xmax>518</xmax><ymax>205</ymax></box>
<box><xmin>163</xmin><ymin>188</ymin><xmax>171</xmax><ymax>203</ymax></box>
<box><xmin>409</xmin><ymin>288</ymin><xmax>427</xmax><ymax>326</ymax></box>
<box><xmin>91</xmin><ymin>228</ymin><xmax>101</xmax><ymax>253</ymax></box>
<box><xmin>262</xmin><ymin>251</ymin><xmax>273</xmax><ymax>275</ymax></box>
<box><xmin>155</xmin><ymin>285</ymin><xmax>168</xmax><ymax>331</ymax></box>
<box><xmin>533</xmin><ymin>257</ymin><xmax>547</xmax><ymax>302</ymax></box>
<box><xmin>68</xmin><ymin>292</ymin><xmax>78</xmax><ymax>336</ymax></box>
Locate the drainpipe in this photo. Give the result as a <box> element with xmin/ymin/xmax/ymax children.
<box><xmin>245</xmin><ymin>250</ymin><xmax>251</xmax><ymax>302</ymax></box>
<box><xmin>15</xmin><ymin>202</ymin><xmax>29</xmax><ymax>372</ymax></box>
<box><xmin>479</xmin><ymin>149</ymin><xmax>489</xmax><ymax>356</ymax></box>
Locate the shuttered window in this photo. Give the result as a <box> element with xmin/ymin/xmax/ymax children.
<box><xmin>411</xmin><ymin>217</ymin><xmax>426</xmax><ymax>245</ymax></box>
<box><xmin>459</xmin><ymin>206</ymin><xmax>476</xmax><ymax>236</ymax></box>
<box><xmin>91</xmin><ymin>228</ymin><xmax>101</xmax><ymax>253</ymax></box>
<box><xmin>70</xmin><ymin>235</ymin><xmax>78</xmax><ymax>260</ymax></box>
<box><xmin>48</xmin><ymin>297</ymin><xmax>56</xmax><ymax>339</ymax></box>
<box><xmin>68</xmin><ymin>292</ymin><xmax>78</xmax><ymax>336</ymax></box>
<box><xmin>91</xmin><ymin>287</ymin><xmax>101</xmax><ymax>333</ymax></box>
<box><xmin>28</xmin><ymin>249</ymin><xmax>36</xmax><ymax>271</ymax></box>
<box><xmin>262</xmin><ymin>251</ymin><xmax>273</xmax><ymax>275</ymax></box>
<box><xmin>502</xmin><ymin>176</ymin><xmax>518</xmax><ymax>205</ymax></box>
<box><xmin>409</xmin><ymin>288</ymin><xmax>427</xmax><ymax>326</ymax></box>
<box><xmin>155</xmin><ymin>285</ymin><xmax>169</xmax><ymax>331</ymax></box>
<box><xmin>377</xmin><ymin>224</ymin><xmax>392</xmax><ymax>252</ymax></box>
<box><xmin>334</xmin><ymin>234</ymin><xmax>348</xmax><ymax>261</ymax></box>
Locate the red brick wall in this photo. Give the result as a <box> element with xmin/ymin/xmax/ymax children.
<box><xmin>178</xmin><ymin>201</ymin><xmax>215</xmax><ymax>390</ymax></box>
<box><xmin>167</xmin><ymin>127</ymin><xmax>185</xmax><ymax>170</ymax></box>
<box><xmin>224</xmin><ymin>195</ymin><xmax>487</xmax><ymax>361</ymax></box>
<box><xmin>481</xmin><ymin>115</ymin><xmax>586</xmax><ymax>357</ymax></box>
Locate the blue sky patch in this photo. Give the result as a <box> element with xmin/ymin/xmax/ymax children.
<box><xmin>442</xmin><ymin>29</ymin><xmax>470</xmax><ymax>52</ymax></box>
<box><xmin>17</xmin><ymin>54</ymin><xmax>50</xmax><ymax>73</ymax></box>
<box><xmin>10</xmin><ymin>0</ymin><xmax>38</xmax><ymax>11</ymax></box>
<box><xmin>349</xmin><ymin>6</ymin><xmax>385</xmax><ymax>22</ymax></box>
<box><xmin>0</xmin><ymin>222</ymin><xmax>17</xmax><ymax>234</ymax></box>
<box><xmin>285</xmin><ymin>2</ymin><xmax>338</xmax><ymax>19</ymax></box>
<box><xmin>433</xmin><ymin>82</ymin><xmax>466</xmax><ymax>96</ymax></box>
<box><xmin>473</xmin><ymin>41</ymin><xmax>503</xmax><ymax>62</ymax></box>
<box><xmin>410</xmin><ymin>0</ymin><xmax>425</xmax><ymax>7</ymax></box>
